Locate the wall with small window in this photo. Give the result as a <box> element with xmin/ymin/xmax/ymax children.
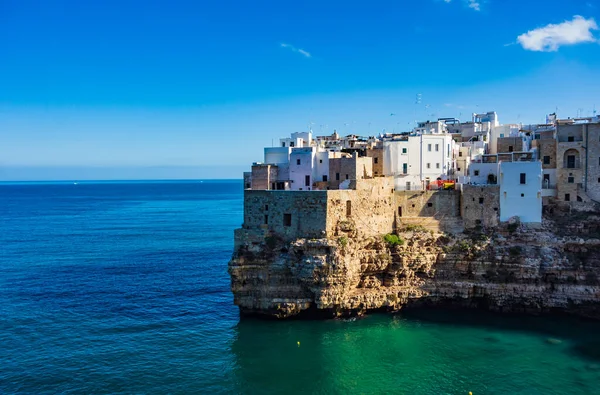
<box><xmin>243</xmin><ymin>190</ymin><xmax>328</xmax><ymax>240</ymax></box>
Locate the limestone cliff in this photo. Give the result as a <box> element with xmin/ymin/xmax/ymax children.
<box><xmin>228</xmin><ymin>214</ymin><xmax>600</xmax><ymax>319</ymax></box>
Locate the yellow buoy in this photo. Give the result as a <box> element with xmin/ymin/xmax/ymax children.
<box><xmin>469</xmin><ymin>392</ymin><xmax>473</xmax><ymax>395</ymax></box>
<box><xmin>297</xmin><ymin>341</ymin><xmax>300</xmax><ymax>347</ymax></box>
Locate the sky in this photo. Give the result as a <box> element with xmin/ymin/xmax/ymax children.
<box><xmin>1</xmin><ymin>0</ymin><xmax>600</xmax><ymax>180</ymax></box>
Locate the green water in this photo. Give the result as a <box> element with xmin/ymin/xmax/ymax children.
<box><xmin>232</xmin><ymin>310</ymin><xmax>600</xmax><ymax>394</ymax></box>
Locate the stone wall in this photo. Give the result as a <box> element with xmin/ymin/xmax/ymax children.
<box><xmin>534</xmin><ymin>138</ymin><xmax>557</xmax><ymax>169</ymax></box>
<box><xmin>556</xmin><ymin>141</ymin><xmax>585</xmax><ymax>202</ymax></box>
<box><xmin>394</xmin><ymin>190</ymin><xmax>461</xmax><ymax>218</ymax></box>
<box><xmin>497</xmin><ymin>137</ymin><xmax>523</xmax><ymax>153</ymax></box>
<box><xmin>243</xmin><ymin>190</ymin><xmax>328</xmax><ymax>240</ymax></box>
<box><xmin>326</xmin><ymin>177</ymin><xmax>395</xmax><ymax>237</ymax></box>
<box><xmin>367</xmin><ymin>148</ymin><xmax>384</xmax><ymax>177</ymax></box>
<box><xmin>461</xmin><ymin>184</ymin><xmax>500</xmax><ymax>228</ymax></box>
<box><xmin>584</xmin><ymin>123</ymin><xmax>600</xmax><ymax>202</ymax></box>
<box><xmin>251</xmin><ymin>164</ymin><xmax>278</xmax><ymax>190</ymax></box>
<box><xmin>328</xmin><ymin>155</ymin><xmax>373</xmax><ymax>189</ymax></box>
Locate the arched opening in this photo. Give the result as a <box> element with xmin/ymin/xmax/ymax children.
<box><xmin>563</xmin><ymin>149</ymin><xmax>580</xmax><ymax>169</ymax></box>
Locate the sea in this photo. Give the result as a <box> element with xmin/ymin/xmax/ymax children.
<box><xmin>1</xmin><ymin>180</ymin><xmax>600</xmax><ymax>395</ymax></box>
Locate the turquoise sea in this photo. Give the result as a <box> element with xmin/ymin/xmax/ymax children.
<box><xmin>1</xmin><ymin>180</ymin><xmax>600</xmax><ymax>394</ymax></box>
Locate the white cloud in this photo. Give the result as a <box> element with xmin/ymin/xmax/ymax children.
<box><xmin>517</xmin><ymin>15</ymin><xmax>598</xmax><ymax>52</ymax></box>
<box><xmin>280</xmin><ymin>43</ymin><xmax>311</xmax><ymax>58</ymax></box>
<box><xmin>441</xmin><ymin>0</ymin><xmax>481</xmax><ymax>11</ymax></box>
<box><xmin>467</xmin><ymin>0</ymin><xmax>480</xmax><ymax>11</ymax></box>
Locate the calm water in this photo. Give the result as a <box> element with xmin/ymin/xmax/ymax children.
<box><xmin>1</xmin><ymin>180</ymin><xmax>599</xmax><ymax>394</ymax></box>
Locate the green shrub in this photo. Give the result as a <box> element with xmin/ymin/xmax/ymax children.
<box><xmin>456</xmin><ymin>240</ymin><xmax>471</xmax><ymax>252</ymax></box>
<box><xmin>338</xmin><ymin>236</ymin><xmax>348</xmax><ymax>248</ymax></box>
<box><xmin>384</xmin><ymin>234</ymin><xmax>404</xmax><ymax>246</ymax></box>
<box><xmin>403</xmin><ymin>224</ymin><xmax>428</xmax><ymax>233</ymax></box>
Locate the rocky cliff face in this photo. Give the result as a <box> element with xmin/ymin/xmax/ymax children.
<box><xmin>228</xmin><ymin>215</ymin><xmax>600</xmax><ymax>319</ymax></box>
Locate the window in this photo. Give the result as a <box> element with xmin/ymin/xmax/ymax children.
<box><xmin>459</xmin><ymin>152</ymin><xmax>463</xmax><ymax>157</ymax></box>
<box><xmin>436</xmin><ymin>163</ymin><xmax>440</xmax><ymax>169</ymax></box>
<box><xmin>374</xmin><ymin>157</ymin><xmax>378</xmax><ymax>164</ymax></box>
<box><xmin>568</xmin><ymin>176</ymin><xmax>574</xmax><ymax>184</ymax></box>
<box><xmin>567</xmin><ymin>155</ymin><xmax>575</xmax><ymax>168</ymax></box>
<box><xmin>543</xmin><ymin>174</ymin><xmax>550</xmax><ymax>186</ymax></box>
<box><xmin>402</xmin><ymin>163</ymin><xmax>408</xmax><ymax>174</ymax></box>
<box><xmin>323</xmin><ymin>175</ymin><xmax>328</xmax><ymax>182</ymax></box>
<box><xmin>336</xmin><ymin>173</ymin><xmax>340</xmax><ymax>181</ymax></box>
<box><xmin>508</xmin><ymin>145</ymin><xmax>514</xmax><ymax>152</ymax></box>
<box><xmin>568</xmin><ymin>136</ymin><xmax>574</xmax><ymax>142</ymax></box>
<box><xmin>402</xmin><ymin>148</ymin><xmax>407</xmax><ymax>154</ymax></box>
<box><xmin>283</xmin><ymin>214</ymin><xmax>292</xmax><ymax>226</ymax></box>
<box><xmin>598</xmin><ymin>177</ymin><xmax>600</xmax><ymax>183</ymax></box>
<box><xmin>543</xmin><ymin>156</ymin><xmax>550</xmax><ymax>165</ymax></box>
<box><xmin>427</xmin><ymin>203</ymin><xmax>433</xmax><ymax>207</ymax></box>
<box><xmin>435</xmin><ymin>144</ymin><xmax>439</xmax><ymax>152</ymax></box>
<box><xmin>479</xmin><ymin>198</ymin><xmax>484</xmax><ymax>204</ymax></box>
<box><xmin>520</xmin><ymin>173</ymin><xmax>526</xmax><ymax>184</ymax></box>
<box><xmin>346</xmin><ymin>200</ymin><xmax>352</xmax><ymax>217</ymax></box>
<box><xmin>290</xmin><ymin>142</ymin><xmax>295</xmax><ymax>147</ymax></box>
<box><xmin>428</xmin><ymin>144</ymin><xmax>432</xmax><ymax>152</ymax></box>
<box><xmin>457</xmin><ymin>167</ymin><xmax>461</xmax><ymax>171</ymax></box>
<box><xmin>264</xmin><ymin>215</ymin><xmax>268</xmax><ymax>225</ymax></box>
<box><xmin>598</xmin><ymin>157</ymin><xmax>600</xmax><ymax>166</ymax></box>
<box><xmin>521</xmin><ymin>193</ymin><xmax>525</xmax><ymax>197</ymax></box>
<box><xmin>565</xmin><ymin>194</ymin><xmax>571</xmax><ymax>202</ymax></box>
<box><xmin>427</xmin><ymin>163</ymin><xmax>431</xmax><ymax>169</ymax></box>
<box><xmin>265</xmin><ymin>204</ymin><xmax>269</xmax><ymax>211</ymax></box>
<box><xmin>305</xmin><ymin>175</ymin><xmax>310</xmax><ymax>186</ymax></box>
<box><xmin>500</xmin><ymin>134</ymin><xmax>505</xmax><ymax>138</ymax></box>
<box><xmin>319</xmin><ymin>159</ymin><xmax>323</xmax><ymax>164</ymax></box>
<box><xmin>296</xmin><ymin>159</ymin><xmax>301</xmax><ymax>165</ymax></box>
<box><xmin>281</xmin><ymin>142</ymin><xmax>285</xmax><ymax>147</ymax></box>
<box><xmin>474</xmin><ymin>170</ymin><xmax>480</xmax><ymax>176</ymax></box>
<box><xmin>345</xmin><ymin>174</ymin><xmax>349</xmax><ymax>180</ymax></box>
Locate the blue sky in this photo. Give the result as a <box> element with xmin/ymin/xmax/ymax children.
<box><xmin>1</xmin><ymin>0</ymin><xmax>599</xmax><ymax>180</ymax></box>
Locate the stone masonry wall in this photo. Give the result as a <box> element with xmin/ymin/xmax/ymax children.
<box><xmin>243</xmin><ymin>190</ymin><xmax>328</xmax><ymax>240</ymax></box>
<box><xmin>326</xmin><ymin>177</ymin><xmax>395</xmax><ymax>238</ymax></box>
<box><xmin>497</xmin><ymin>137</ymin><xmax>522</xmax><ymax>153</ymax></box>
<box><xmin>584</xmin><ymin>123</ymin><xmax>600</xmax><ymax>202</ymax></box>
<box><xmin>394</xmin><ymin>190</ymin><xmax>461</xmax><ymax>218</ymax></box>
<box><xmin>367</xmin><ymin>148</ymin><xmax>384</xmax><ymax>177</ymax></box>
<box><xmin>461</xmin><ymin>184</ymin><xmax>500</xmax><ymax>228</ymax></box>
<box><xmin>535</xmin><ymin>139</ymin><xmax>557</xmax><ymax>169</ymax></box>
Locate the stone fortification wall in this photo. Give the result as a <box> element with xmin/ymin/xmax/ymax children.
<box><xmin>461</xmin><ymin>184</ymin><xmax>500</xmax><ymax>228</ymax></box>
<box><xmin>394</xmin><ymin>190</ymin><xmax>460</xmax><ymax>218</ymax></box>
<box><xmin>326</xmin><ymin>177</ymin><xmax>395</xmax><ymax>237</ymax></box>
<box><xmin>243</xmin><ymin>190</ymin><xmax>328</xmax><ymax>240</ymax></box>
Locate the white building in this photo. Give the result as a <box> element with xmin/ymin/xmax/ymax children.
<box><xmin>280</xmin><ymin>131</ymin><xmax>313</xmax><ymax>148</ymax></box>
<box><xmin>499</xmin><ymin>161</ymin><xmax>542</xmax><ymax>224</ymax></box>
<box><xmin>384</xmin><ymin>133</ymin><xmax>456</xmax><ymax>190</ymax></box>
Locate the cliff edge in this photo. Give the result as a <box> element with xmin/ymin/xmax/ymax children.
<box><xmin>228</xmin><ymin>211</ymin><xmax>600</xmax><ymax>319</ymax></box>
